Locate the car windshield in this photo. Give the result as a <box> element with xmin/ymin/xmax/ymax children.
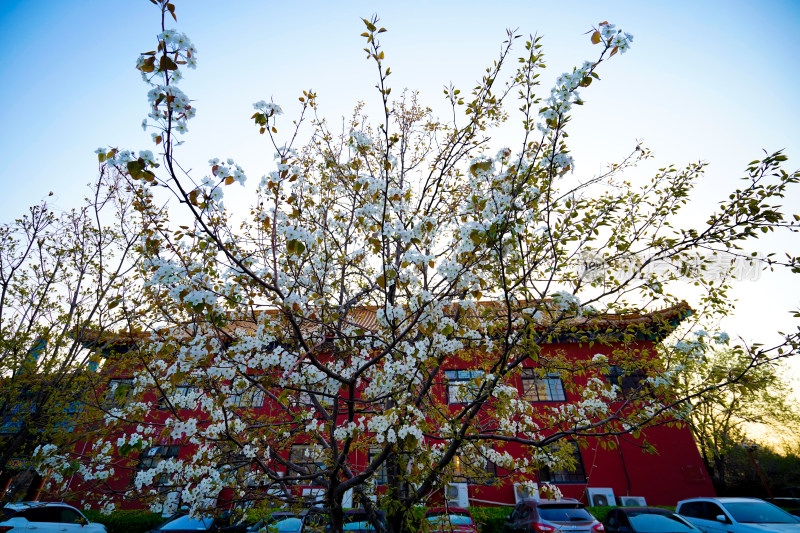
<box><xmin>427</xmin><ymin>514</ymin><xmax>474</xmax><ymax>526</ymax></box>
<box><xmin>342</xmin><ymin>511</ymin><xmax>383</xmax><ymax>531</ymax></box>
<box><xmin>628</xmin><ymin>513</ymin><xmax>697</xmax><ymax>532</ymax></box>
<box><xmin>539</xmin><ymin>506</ymin><xmax>593</xmax><ymax>523</ymax></box>
<box><xmin>269</xmin><ymin>517</ymin><xmax>303</xmax><ymax>533</ymax></box>
<box><xmin>160</xmin><ymin>514</ymin><xmax>214</xmax><ymax>530</ymax></box>
<box><xmin>723</xmin><ymin>502</ymin><xmax>799</xmax><ymax>524</ymax></box>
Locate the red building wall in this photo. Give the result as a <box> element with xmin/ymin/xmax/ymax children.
<box><xmin>66</xmin><ymin>323</ymin><xmax>715</xmax><ymax>510</ymax></box>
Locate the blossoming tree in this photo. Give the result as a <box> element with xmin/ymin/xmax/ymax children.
<box><xmin>0</xmin><ymin>170</ymin><xmax>142</xmax><ymax>499</ymax></box>
<box><xmin>40</xmin><ymin>1</ymin><xmax>800</xmax><ymax>530</ymax></box>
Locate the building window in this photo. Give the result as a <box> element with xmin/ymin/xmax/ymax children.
<box><xmin>231</xmin><ymin>383</ymin><xmax>265</xmax><ymax>408</ymax></box>
<box><xmin>452</xmin><ymin>453</ymin><xmax>497</xmax><ymax>485</ymax></box>
<box><xmin>289</xmin><ymin>445</ymin><xmax>325</xmax><ymax>481</ymax></box>
<box><xmin>538</xmin><ymin>442</ymin><xmax>586</xmax><ymax>484</ymax></box>
<box><xmin>54</xmin><ymin>401</ymin><xmax>83</xmax><ymax>433</ymax></box>
<box><xmin>104</xmin><ymin>378</ymin><xmax>133</xmax><ymax>408</ymax></box>
<box><xmin>445</xmin><ymin>370</ymin><xmax>484</xmax><ymax>404</ymax></box>
<box><xmin>368</xmin><ymin>449</ymin><xmax>388</xmax><ymax>485</ymax></box>
<box><xmin>158</xmin><ymin>384</ymin><xmax>200</xmax><ymax>410</ymax></box>
<box><xmin>521</xmin><ymin>370</ymin><xmax>566</xmax><ymax>402</ymax></box>
<box><xmin>605</xmin><ymin>365</ymin><xmax>647</xmax><ymax>397</ymax></box>
<box><xmin>138</xmin><ymin>445</ymin><xmax>180</xmax><ymax>485</ymax></box>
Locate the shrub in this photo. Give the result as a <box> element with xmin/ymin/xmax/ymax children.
<box><xmin>470</xmin><ymin>506</ymin><xmax>511</xmax><ymax>533</ymax></box>
<box><xmin>83</xmin><ymin>509</ymin><xmax>166</xmax><ymax>533</ymax></box>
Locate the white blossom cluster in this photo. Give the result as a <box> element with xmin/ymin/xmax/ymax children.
<box><xmin>138</xmin><ymin>27</ymin><xmax>197</xmax><ymax>138</ymax></box>
<box><xmin>348</xmin><ymin>130</ymin><xmax>374</xmax><ymax>149</ymax></box>
<box><xmin>253</xmin><ymin>100</ymin><xmax>283</xmax><ymax>116</ymax></box>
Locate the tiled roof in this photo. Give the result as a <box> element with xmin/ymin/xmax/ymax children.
<box><xmin>81</xmin><ymin>301</ymin><xmax>691</xmax><ymax>347</ymax></box>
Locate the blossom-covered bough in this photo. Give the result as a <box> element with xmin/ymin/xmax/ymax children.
<box><xmin>38</xmin><ymin>2</ymin><xmax>800</xmax><ymax>531</ymax></box>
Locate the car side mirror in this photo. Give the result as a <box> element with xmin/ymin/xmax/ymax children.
<box><xmin>715</xmin><ymin>515</ymin><xmax>729</xmax><ymax>524</ymax></box>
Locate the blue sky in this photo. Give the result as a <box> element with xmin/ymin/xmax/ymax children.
<box><xmin>1</xmin><ymin>0</ymin><xmax>798</xmax><ymax>376</ymax></box>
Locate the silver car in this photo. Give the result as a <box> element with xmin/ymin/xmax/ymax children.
<box><xmin>1</xmin><ymin>502</ymin><xmax>107</xmax><ymax>533</ymax></box>
<box><xmin>676</xmin><ymin>497</ymin><xmax>800</xmax><ymax>533</ymax></box>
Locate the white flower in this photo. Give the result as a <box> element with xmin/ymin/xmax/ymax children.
<box><xmin>139</xmin><ymin>150</ymin><xmax>156</xmax><ymax>166</ymax></box>
<box><xmin>253</xmin><ymin>101</ymin><xmax>283</xmax><ymax>116</ymax></box>
<box><xmin>713</xmin><ymin>332</ymin><xmax>730</xmax><ymax>345</ymax></box>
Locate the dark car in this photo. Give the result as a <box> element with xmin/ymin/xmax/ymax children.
<box><xmin>604</xmin><ymin>507</ymin><xmax>701</xmax><ymax>533</ymax></box>
<box><xmin>772</xmin><ymin>498</ymin><xmax>800</xmax><ymax>518</ymax></box>
<box><xmin>505</xmin><ymin>498</ymin><xmax>604</xmax><ymax>533</ymax></box>
<box><xmin>148</xmin><ymin>512</ymin><xmax>250</xmax><ymax>533</ymax></box>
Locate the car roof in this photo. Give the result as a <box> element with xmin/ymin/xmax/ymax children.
<box><xmin>344</xmin><ymin>508</ymin><xmax>384</xmax><ymax>519</ymax></box>
<box><xmin>4</xmin><ymin>502</ymin><xmax>76</xmax><ymax>510</ymax></box>
<box><xmin>679</xmin><ymin>497</ymin><xmax>767</xmax><ymax>504</ymax></box>
<box><xmin>614</xmin><ymin>507</ymin><xmax>674</xmax><ymax>514</ymax></box>
<box><xmin>521</xmin><ymin>498</ymin><xmax>583</xmax><ymax>506</ymax></box>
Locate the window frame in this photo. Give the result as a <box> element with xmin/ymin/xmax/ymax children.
<box><xmin>520</xmin><ymin>370</ymin><xmax>567</xmax><ymax>402</ymax></box>
<box><xmin>137</xmin><ymin>444</ymin><xmax>181</xmax><ymax>486</ymax></box>
<box><xmin>104</xmin><ymin>377</ymin><xmax>134</xmax><ymax>408</ymax></box>
<box><xmin>538</xmin><ymin>442</ymin><xmax>587</xmax><ymax>484</ymax></box>
<box><xmin>605</xmin><ymin>365</ymin><xmax>648</xmax><ymax>397</ymax></box>
<box><xmin>367</xmin><ymin>449</ymin><xmax>388</xmax><ymax>485</ymax></box>
<box><xmin>231</xmin><ymin>381</ymin><xmax>266</xmax><ymax>408</ymax></box>
<box><xmin>158</xmin><ymin>383</ymin><xmax>201</xmax><ymax>410</ymax></box>
<box><xmin>288</xmin><ymin>444</ymin><xmax>325</xmax><ymax>482</ymax></box>
<box><xmin>451</xmin><ymin>453</ymin><xmax>498</xmax><ymax>485</ymax></box>
<box><xmin>444</xmin><ymin>370</ymin><xmax>484</xmax><ymax>405</ymax></box>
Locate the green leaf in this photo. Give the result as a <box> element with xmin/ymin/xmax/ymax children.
<box><xmin>363</xmin><ymin>18</ymin><xmax>376</xmax><ymax>32</ymax></box>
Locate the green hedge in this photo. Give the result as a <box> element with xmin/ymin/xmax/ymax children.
<box><xmin>83</xmin><ymin>503</ymin><xmax>674</xmax><ymax>533</ymax></box>
<box><xmin>470</xmin><ymin>506</ymin><xmax>511</xmax><ymax>533</ymax></box>
<box><xmin>83</xmin><ymin>509</ymin><xmax>166</xmax><ymax>533</ymax></box>
<box><xmin>586</xmin><ymin>506</ymin><xmax>613</xmax><ymax>522</ymax></box>
<box><xmin>468</xmin><ymin>506</ymin><xmax>629</xmax><ymax>533</ymax></box>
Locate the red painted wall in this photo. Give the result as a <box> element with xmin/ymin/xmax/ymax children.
<box><xmin>60</xmin><ymin>336</ymin><xmax>715</xmax><ymax>509</ymax></box>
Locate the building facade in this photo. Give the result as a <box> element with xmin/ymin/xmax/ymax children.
<box><xmin>65</xmin><ymin>302</ymin><xmax>714</xmax><ymax>511</ymax></box>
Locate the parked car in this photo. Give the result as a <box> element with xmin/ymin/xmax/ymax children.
<box><xmin>341</xmin><ymin>509</ymin><xmax>385</xmax><ymax>532</ymax></box>
<box><xmin>771</xmin><ymin>499</ymin><xmax>800</xmax><ymax>518</ymax></box>
<box><xmin>604</xmin><ymin>507</ymin><xmax>700</xmax><ymax>533</ymax></box>
<box><xmin>251</xmin><ymin>509</ymin><xmax>329</xmax><ymax>533</ymax></box>
<box><xmin>249</xmin><ymin>508</ymin><xmax>383</xmax><ymax>533</ymax></box>
<box><xmin>147</xmin><ymin>511</ymin><xmax>250</xmax><ymax>532</ymax></box>
<box><xmin>424</xmin><ymin>507</ymin><xmax>478</xmax><ymax>533</ymax></box>
<box><xmin>248</xmin><ymin>511</ymin><xmax>301</xmax><ymax>533</ymax></box>
<box><xmin>676</xmin><ymin>497</ymin><xmax>800</xmax><ymax>533</ymax></box>
<box><xmin>504</xmin><ymin>498</ymin><xmax>604</xmax><ymax>533</ymax></box>
<box><xmin>0</xmin><ymin>501</ymin><xmax>107</xmax><ymax>533</ymax></box>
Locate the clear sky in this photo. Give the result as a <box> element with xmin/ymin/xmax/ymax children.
<box><xmin>1</xmin><ymin>0</ymin><xmax>798</xmax><ymax>382</ymax></box>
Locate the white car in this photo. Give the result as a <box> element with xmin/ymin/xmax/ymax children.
<box><xmin>676</xmin><ymin>497</ymin><xmax>800</xmax><ymax>533</ymax></box>
<box><xmin>0</xmin><ymin>502</ymin><xmax>107</xmax><ymax>533</ymax></box>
